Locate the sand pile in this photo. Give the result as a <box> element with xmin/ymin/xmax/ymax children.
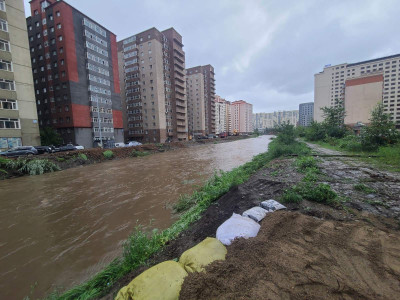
<box><xmin>180</xmin><ymin>211</ymin><xmax>400</xmax><ymax>300</ymax></box>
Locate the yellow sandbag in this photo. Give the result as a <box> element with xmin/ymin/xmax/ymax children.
<box><xmin>179</xmin><ymin>237</ymin><xmax>227</xmax><ymax>273</ymax></box>
<box><xmin>115</xmin><ymin>261</ymin><xmax>187</xmax><ymax>300</ymax></box>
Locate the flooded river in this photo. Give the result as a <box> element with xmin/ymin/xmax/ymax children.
<box><xmin>0</xmin><ymin>136</ymin><xmax>272</xmax><ymax>299</ymax></box>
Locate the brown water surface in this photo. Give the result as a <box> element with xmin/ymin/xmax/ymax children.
<box><xmin>0</xmin><ymin>136</ymin><xmax>272</xmax><ymax>299</ymax></box>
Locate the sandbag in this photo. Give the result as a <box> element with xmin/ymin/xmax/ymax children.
<box><xmin>242</xmin><ymin>206</ymin><xmax>269</xmax><ymax>222</ymax></box>
<box><xmin>260</xmin><ymin>199</ymin><xmax>286</xmax><ymax>212</ymax></box>
<box><xmin>179</xmin><ymin>237</ymin><xmax>227</xmax><ymax>273</ymax></box>
<box><xmin>216</xmin><ymin>213</ymin><xmax>261</xmax><ymax>246</ymax></box>
<box><xmin>115</xmin><ymin>260</ymin><xmax>188</xmax><ymax>300</ymax></box>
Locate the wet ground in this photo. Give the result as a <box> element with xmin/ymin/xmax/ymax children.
<box><xmin>103</xmin><ymin>142</ymin><xmax>400</xmax><ymax>299</ymax></box>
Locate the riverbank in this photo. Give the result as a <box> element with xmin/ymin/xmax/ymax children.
<box><xmin>104</xmin><ymin>141</ymin><xmax>400</xmax><ymax>299</ymax></box>
<box><xmin>0</xmin><ymin>135</ymin><xmax>251</xmax><ymax>180</ymax></box>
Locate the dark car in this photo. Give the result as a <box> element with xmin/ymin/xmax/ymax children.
<box><xmin>0</xmin><ymin>146</ymin><xmax>38</xmax><ymax>157</ymax></box>
<box><xmin>59</xmin><ymin>144</ymin><xmax>76</xmax><ymax>152</ymax></box>
<box><xmin>34</xmin><ymin>146</ymin><xmax>54</xmax><ymax>154</ymax></box>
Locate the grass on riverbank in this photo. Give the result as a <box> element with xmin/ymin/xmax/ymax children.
<box><xmin>49</xmin><ymin>136</ymin><xmax>309</xmax><ymax>300</ymax></box>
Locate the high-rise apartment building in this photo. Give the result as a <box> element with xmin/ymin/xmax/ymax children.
<box><xmin>186</xmin><ymin>65</ymin><xmax>215</xmax><ymax>135</ymax></box>
<box><xmin>314</xmin><ymin>54</ymin><xmax>400</xmax><ymax>128</ymax></box>
<box><xmin>118</xmin><ymin>27</ymin><xmax>187</xmax><ymax>143</ymax></box>
<box><xmin>299</xmin><ymin>102</ymin><xmax>314</xmax><ymax>127</ymax></box>
<box><xmin>253</xmin><ymin>110</ymin><xmax>299</xmax><ymax>129</ymax></box>
<box><xmin>0</xmin><ymin>0</ymin><xmax>40</xmax><ymax>150</ymax></box>
<box><xmin>214</xmin><ymin>95</ymin><xmax>230</xmax><ymax>134</ymax></box>
<box><xmin>26</xmin><ymin>0</ymin><xmax>123</xmax><ymax>148</ymax></box>
<box><xmin>230</xmin><ymin>100</ymin><xmax>253</xmax><ymax>134</ymax></box>
<box><xmin>186</xmin><ymin>70</ymin><xmax>205</xmax><ymax>136</ymax></box>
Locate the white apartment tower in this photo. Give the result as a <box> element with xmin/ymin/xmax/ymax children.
<box><xmin>314</xmin><ymin>54</ymin><xmax>400</xmax><ymax>128</ymax></box>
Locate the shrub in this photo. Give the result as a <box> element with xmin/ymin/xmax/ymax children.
<box><xmin>280</xmin><ymin>189</ymin><xmax>303</xmax><ymax>203</ymax></box>
<box><xmin>305</xmin><ymin>121</ymin><xmax>326</xmax><ymax>141</ymax></box>
<box><xmin>274</xmin><ymin>121</ymin><xmax>296</xmax><ymax>145</ymax></box>
<box><xmin>337</xmin><ymin>135</ymin><xmax>363</xmax><ymax>152</ymax></box>
<box><xmin>295</xmin><ymin>156</ymin><xmax>318</xmax><ymax>172</ymax></box>
<box><xmin>103</xmin><ymin>150</ymin><xmax>114</xmax><ymax>159</ymax></box>
<box><xmin>18</xmin><ymin>159</ymin><xmax>60</xmax><ymax>175</ymax></box>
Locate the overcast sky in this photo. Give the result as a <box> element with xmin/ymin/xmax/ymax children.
<box><xmin>24</xmin><ymin>0</ymin><xmax>400</xmax><ymax>113</ymax></box>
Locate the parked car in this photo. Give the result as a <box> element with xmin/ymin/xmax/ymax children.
<box><xmin>58</xmin><ymin>144</ymin><xmax>76</xmax><ymax>152</ymax></box>
<box><xmin>74</xmin><ymin>145</ymin><xmax>85</xmax><ymax>150</ymax></box>
<box><xmin>34</xmin><ymin>146</ymin><xmax>53</xmax><ymax>154</ymax></box>
<box><xmin>0</xmin><ymin>146</ymin><xmax>38</xmax><ymax>157</ymax></box>
<box><xmin>196</xmin><ymin>136</ymin><xmax>209</xmax><ymax>140</ymax></box>
<box><xmin>127</xmin><ymin>141</ymin><xmax>142</xmax><ymax>147</ymax></box>
<box><xmin>114</xmin><ymin>142</ymin><xmax>125</xmax><ymax>148</ymax></box>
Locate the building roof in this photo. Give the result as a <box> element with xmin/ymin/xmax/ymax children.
<box><xmin>346</xmin><ymin>53</ymin><xmax>400</xmax><ymax>67</ymax></box>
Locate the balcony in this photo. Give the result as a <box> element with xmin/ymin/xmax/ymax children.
<box><xmin>175</xmin><ymin>69</ymin><xmax>184</xmax><ymax>77</ymax></box>
<box><xmin>176</xmin><ymin>99</ymin><xmax>185</xmax><ymax>108</ymax></box>
<box><xmin>173</xmin><ymin>48</ymin><xmax>184</xmax><ymax>57</ymax></box>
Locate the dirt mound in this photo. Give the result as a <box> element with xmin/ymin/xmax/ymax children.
<box><xmin>180</xmin><ymin>211</ymin><xmax>400</xmax><ymax>300</ymax></box>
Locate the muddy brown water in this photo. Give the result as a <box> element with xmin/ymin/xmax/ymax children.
<box><xmin>0</xmin><ymin>136</ymin><xmax>272</xmax><ymax>299</ymax></box>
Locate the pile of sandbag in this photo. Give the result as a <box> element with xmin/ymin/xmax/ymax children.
<box><xmin>115</xmin><ymin>237</ymin><xmax>227</xmax><ymax>300</ymax></box>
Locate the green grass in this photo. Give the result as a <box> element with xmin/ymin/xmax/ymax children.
<box><xmin>353</xmin><ymin>183</ymin><xmax>376</xmax><ymax>194</ymax></box>
<box><xmin>78</xmin><ymin>154</ymin><xmax>88</xmax><ymax>161</ymax></box>
<box><xmin>54</xmin><ymin>137</ymin><xmax>310</xmax><ymax>300</ymax></box>
<box><xmin>295</xmin><ymin>156</ymin><xmax>319</xmax><ymax>173</ymax></box>
<box><xmin>130</xmin><ymin>150</ymin><xmax>150</xmax><ymax>157</ymax></box>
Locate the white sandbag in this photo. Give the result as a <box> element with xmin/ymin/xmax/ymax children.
<box><xmin>260</xmin><ymin>199</ymin><xmax>286</xmax><ymax>212</ymax></box>
<box><xmin>242</xmin><ymin>206</ymin><xmax>269</xmax><ymax>222</ymax></box>
<box><xmin>216</xmin><ymin>213</ymin><xmax>261</xmax><ymax>246</ymax></box>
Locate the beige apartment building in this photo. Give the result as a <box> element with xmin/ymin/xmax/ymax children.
<box><xmin>186</xmin><ymin>65</ymin><xmax>215</xmax><ymax>135</ymax></box>
<box><xmin>314</xmin><ymin>54</ymin><xmax>400</xmax><ymax>128</ymax></box>
<box><xmin>118</xmin><ymin>27</ymin><xmax>187</xmax><ymax>143</ymax></box>
<box><xmin>230</xmin><ymin>100</ymin><xmax>253</xmax><ymax>134</ymax></box>
<box><xmin>0</xmin><ymin>0</ymin><xmax>40</xmax><ymax>150</ymax></box>
<box><xmin>186</xmin><ymin>71</ymin><xmax>205</xmax><ymax>136</ymax></box>
<box><xmin>215</xmin><ymin>95</ymin><xmax>230</xmax><ymax>134</ymax></box>
<box><xmin>253</xmin><ymin>110</ymin><xmax>299</xmax><ymax>129</ymax></box>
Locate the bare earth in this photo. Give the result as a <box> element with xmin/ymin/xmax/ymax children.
<box><xmin>180</xmin><ymin>143</ymin><xmax>400</xmax><ymax>300</ymax></box>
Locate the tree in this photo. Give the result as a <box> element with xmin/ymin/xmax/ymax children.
<box><xmin>40</xmin><ymin>127</ymin><xmax>62</xmax><ymax>146</ymax></box>
<box><xmin>320</xmin><ymin>100</ymin><xmax>347</xmax><ymax>138</ymax></box>
<box><xmin>361</xmin><ymin>103</ymin><xmax>399</xmax><ymax>150</ymax></box>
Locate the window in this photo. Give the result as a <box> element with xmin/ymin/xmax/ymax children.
<box><xmin>0</xmin><ymin>118</ymin><xmax>20</xmax><ymax>129</ymax></box>
<box><xmin>59</xmin><ymin>47</ymin><xmax>64</xmax><ymax>54</ymax></box>
<box><xmin>35</xmin><ymin>21</ymin><xmax>39</xmax><ymax>27</ymax></box>
<box><xmin>43</xmin><ymin>29</ymin><xmax>47</xmax><ymax>36</ymax></box>
<box><xmin>0</xmin><ymin>19</ymin><xmax>8</xmax><ymax>32</ymax></box>
<box><xmin>49</xmin><ymin>14</ymin><xmax>53</xmax><ymax>21</ymax></box>
<box><xmin>50</xmin><ymin>27</ymin><xmax>54</xmax><ymax>32</ymax></box>
<box><xmin>57</xmin><ymin>23</ymin><xmax>62</xmax><ymax>29</ymax></box>
<box><xmin>44</xmin><ymin>41</ymin><xmax>49</xmax><ymax>47</ymax></box>
<box><xmin>0</xmin><ymin>79</ymin><xmax>15</xmax><ymax>90</ymax></box>
<box><xmin>0</xmin><ymin>60</ymin><xmax>12</xmax><ymax>71</ymax></box>
<box><xmin>56</xmin><ymin>11</ymin><xmax>60</xmax><ymax>17</ymax></box>
<box><xmin>28</xmin><ymin>25</ymin><xmax>32</xmax><ymax>31</ymax></box>
<box><xmin>0</xmin><ymin>99</ymin><xmax>17</xmax><ymax>110</ymax></box>
<box><xmin>0</xmin><ymin>0</ymin><xmax>5</xmax><ymax>12</ymax></box>
<box><xmin>42</xmin><ymin>18</ymin><xmax>46</xmax><ymax>25</ymax></box>
<box><xmin>58</xmin><ymin>35</ymin><xmax>63</xmax><ymax>41</ymax></box>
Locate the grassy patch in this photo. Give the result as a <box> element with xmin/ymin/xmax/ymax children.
<box><xmin>295</xmin><ymin>156</ymin><xmax>319</xmax><ymax>173</ymax></box>
<box><xmin>281</xmin><ymin>182</ymin><xmax>337</xmax><ymax>205</ymax></box>
<box><xmin>130</xmin><ymin>150</ymin><xmax>150</xmax><ymax>157</ymax></box>
<box><xmin>78</xmin><ymin>154</ymin><xmax>88</xmax><ymax>161</ymax></box>
<box><xmin>353</xmin><ymin>183</ymin><xmax>376</xmax><ymax>194</ymax></box>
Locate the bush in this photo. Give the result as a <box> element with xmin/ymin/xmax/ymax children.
<box><xmin>274</xmin><ymin>121</ymin><xmax>296</xmax><ymax>145</ymax></box>
<box><xmin>268</xmin><ymin>139</ymin><xmax>310</xmax><ymax>159</ymax></box>
<box><xmin>17</xmin><ymin>159</ymin><xmax>60</xmax><ymax>175</ymax></box>
<box><xmin>337</xmin><ymin>135</ymin><xmax>363</xmax><ymax>152</ymax></box>
<box><xmin>305</xmin><ymin>121</ymin><xmax>326</xmax><ymax>141</ymax></box>
<box><xmin>295</xmin><ymin>156</ymin><xmax>318</xmax><ymax>172</ymax></box>
<box><xmin>103</xmin><ymin>150</ymin><xmax>114</xmax><ymax>159</ymax></box>
<box><xmin>280</xmin><ymin>189</ymin><xmax>303</xmax><ymax>203</ymax></box>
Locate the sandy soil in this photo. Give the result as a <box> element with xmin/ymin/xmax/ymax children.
<box><xmin>180</xmin><ymin>211</ymin><xmax>400</xmax><ymax>300</ymax></box>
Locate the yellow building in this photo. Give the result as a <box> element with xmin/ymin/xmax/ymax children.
<box><xmin>0</xmin><ymin>0</ymin><xmax>40</xmax><ymax>150</ymax></box>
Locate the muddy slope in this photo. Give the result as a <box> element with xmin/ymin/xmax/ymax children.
<box><xmin>180</xmin><ymin>211</ymin><xmax>400</xmax><ymax>300</ymax></box>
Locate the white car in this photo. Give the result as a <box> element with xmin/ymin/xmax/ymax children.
<box><xmin>74</xmin><ymin>145</ymin><xmax>85</xmax><ymax>150</ymax></box>
<box><xmin>114</xmin><ymin>142</ymin><xmax>125</xmax><ymax>148</ymax></box>
<box><xmin>127</xmin><ymin>141</ymin><xmax>142</xmax><ymax>147</ymax></box>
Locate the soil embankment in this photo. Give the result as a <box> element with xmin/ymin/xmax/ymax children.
<box><xmin>102</xmin><ymin>143</ymin><xmax>400</xmax><ymax>299</ymax></box>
